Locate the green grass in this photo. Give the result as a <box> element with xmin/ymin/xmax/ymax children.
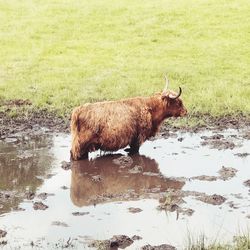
<box><xmin>186</xmin><ymin>231</ymin><xmax>250</xmax><ymax>250</ymax></box>
<box><xmin>0</xmin><ymin>0</ymin><xmax>250</xmax><ymax>117</ymax></box>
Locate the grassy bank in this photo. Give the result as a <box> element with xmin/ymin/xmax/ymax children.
<box><xmin>186</xmin><ymin>232</ymin><xmax>250</xmax><ymax>250</ymax></box>
<box><xmin>0</xmin><ymin>0</ymin><xmax>250</xmax><ymax>117</ymax></box>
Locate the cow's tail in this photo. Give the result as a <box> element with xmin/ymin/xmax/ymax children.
<box><xmin>70</xmin><ymin>107</ymin><xmax>81</xmax><ymax>160</ymax></box>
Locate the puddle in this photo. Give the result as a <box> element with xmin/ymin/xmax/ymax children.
<box><xmin>0</xmin><ymin>129</ymin><xmax>249</xmax><ymax>249</ymax></box>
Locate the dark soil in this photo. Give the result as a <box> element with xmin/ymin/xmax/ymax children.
<box><xmin>234</xmin><ymin>152</ymin><xmax>250</xmax><ymax>158</ymax></box>
<box><xmin>131</xmin><ymin>235</ymin><xmax>142</xmax><ymax>241</ymax></box>
<box><xmin>0</xmin><ymin>104</ymin><xmax>69</xmax><ymax>138</ymax></box>
<box><xmin>157</xmin><ymin>190</ymin><xmax>194</xmax><ymax>218</ymax></box>
<box><xmin>141</xmin><ymin>244</ymin><xmax>176</xmax><ymax>250</ymax></box>
<box><xmin>128</xmin><ymin>207</ymin><xmax>143</xmax><ymax>213</ymax></box>
<box><xmin>37</xmin><ymin>192</ymin><xmax>55</xmax><ymax>200</ymax></box>
<box><xmin>61</xmin><ymin>161</ymin><xmax>72</xmax><ymax>170</ymax></box>
<box><xmin>25</xmin><ymin>191</ymin><xmax>35</xmax><ymax>200</ymax></box>
<box><xmin>51</xmin><ymin>221</ymin><xmax>69</xmax><ymax>227</ymax></box>
<box><xmin>218</xmin><ymin>166</ymin><xmax>238</xmax><ymax>181</ymax></box>
<box><xmin>196</xmin><ymin>194</ymin><xmax>226</xmax><ymax>205</ymax></box>
<box><xmin>243</xmin><ymin>180</ymin><xmax>250</xmax><ymax>188</ymax></box>
<box><xmin>0</xmin><ymin>240</ymin><xmax>7</xmax><ymax>246</ymax></box>
<box><xmin>72</xmin><ymin>212</ymin><xmax>90</xmax><ymax>216</ymax></box>
<box><xmin>0</xmin><ymin>99</ymin><xmax>249</xmax><ymax>138</ymax></box>
<box><xmin>89</xmin><ymin>235</ymin><xmax>134</xmax><ymax>249</ymax></box>
<box><xmin>0</xmin><ymin>229</ymin><xmax>7</xmax><ymax>238</ymax></box>
<box><xmin>190</xmin><ymin>166</ymin><xmax>238</xmax><ymax>182</ymax></box>
<box><xmin>200</xmin><ymin>135</ymin><xmax>236</xmax><ymax>150</ymax></box>
<box><xmin>160</xmin><ymin>189</ymin><xmax>227</xmax><ymax>207</ymax></box>
<box><xmin>191</xmin><ymin>175</ymin><xmax>218</xmax><ymax>181</ymax></box>
<box><xmin>33</xmin><ymin>202</ymin><xmax>48</xmax><ymax>210</ymax></box>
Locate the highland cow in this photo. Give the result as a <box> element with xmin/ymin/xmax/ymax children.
<box><xmin>70</xmin><ymin>76</ymin><xmax>187</xmax><ymax>160</ymax></box>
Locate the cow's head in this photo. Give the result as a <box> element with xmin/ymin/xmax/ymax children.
<box><xmin>161</xmin><ymin>76</ymin><xmax>187</xmax><ymax>117</ymax></box>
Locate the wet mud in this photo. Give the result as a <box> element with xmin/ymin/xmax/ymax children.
<box><xmin>218</xmin><ymin>166</ymin><xmax>238</xmax><ymax>181</ymax></box>
<box><xmin>0</xmin><ymin>229</ymin><xmax>7</xmax><ymax>238</ymax></box>
<box><xmin>195</xmin><ymin>194</ymin><xmax>226</xmax><ymax>205</ymax></box>
<box><xmin>0</xmin><ymin>126</ymin><xmax>249</xmax><ymax>249</ymax></box>
<box><xmin>51</xmin><ymin>221</ymin><xmax>69</xmax><ymax>227</ymax></box>
<box><xmin>1</xmin><ymin>98</ymin><xmax>250</xmax><ymax>138</ymax></box>
<box><xmin>33</xmin><ymin>201</ymin><xmax>48</xmax><ymax>210</ymax></box>
<box><xmin>141</xmin><ymin>244</ymin><xmax>176</xmax><ymax>250</ymax></box>
<box><xmin>89</xmin><ymin>235</ymin><xmax>134</xmax><ymax>249</ymax></box>
<box><xmin>128</xmin><ymin>207</ymin><xmax>143</xmax><ymax>213</ymax></box>
<box><xmin>201</xmin><ymin>134</ymin><xmax>237</xmax><ymax>150</ymax></box>
<box><xmin>243</xmin><ymin>179</ymin><xmax>250</xmax><ymax>187</ymax></box>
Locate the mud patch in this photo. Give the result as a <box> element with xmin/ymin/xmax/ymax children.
<box><xmin>128</xmin><ymin>207</ymin><xmax>142</xmax><ymax>213</ymax></box>
<box><xmin>72</xmin><ymin>212</ymin><xmax>90</xmax><ymax>216</ymax></box>
<box><xmin>218</xmin><ymin>166</ymin><xmax>238</xmax><ymax>181</ymax></box>
<box><xmin>3</xmin><ymin>99</ymin><xmax>32</xmax><ymax>106</ymax></box>
<box><xmin>33</xmin><ymin>202</ymin><xmax>48</xmax><ymax>210</ymax></box>
<box><xmin>89</xmin><ymin>235</ymin><xmax>134</xmax><ymax>249</ymax></box>
<box><xmin>200</xmin><ymin>134</ymin><xmax>236</xmax><ymax>150</ymax></box>
<box><xmin>234</xmin><ymin>152</ymin><xmax>250</xmax><ymax>158</ymax></box>
<box><xmin>191</xmin><ymin>175</ymin><xmax>217</xmax><ymax>181</ymax></box>
<box><xmin>37</xmin><ymin>192</ymin><xmax>55</xmax><ymax>200</ymax></box>
<box><xmin>243</xmin><ymin>180</ymin><xmax>250</xmax><ymax>188</ymax></box>
<box><xmin>25</xmin><ymin>192</ymin><xmax>35</xmax><ymax>200</ymax></box>
<box><xmin>141</xmin><ymin>244</ymin><xmax>176</xmax><ymax>250</ymax></box>
<box><xmin>158</xmin><ymin>189</ymin><xmax>227</xmax><ymax>209</ymax></box>
<box><xmin>157</xmin><ymin>190</ymin><xmax>194</xmax><ymax>218</ymax></box>
<box><xmin>196</xmin><ymin>194</ymin><xmax>226</xmax><ymax>205</ymax></box>
<box><xmin>0</xmin><ymin>106</ymin><xmax>69</xmax><ymax>138</ymax></box>
<box><xmin>131</xmin><ymin>235</ymin><xmax>142</xmax><ymax>241</ymax></box>
<box><xmin>0</xmin><ymin>229</ymin><xmax>7</xmax><ymax>238</ymax></box>
<box><xmin>226</xmin><ymin>201</ymin><xmax>239</xmax><ymax>209</ymax></box>
<box><xmin>0</xmin><ymin>240</ymin><xmax>7</xmax><ymax>246</ymax></box>
<box><xmin>51</xmin><ymin>221</ymin><xmax>69</xmax><ymax>227</ymax></box>
<box><xmin>61</xmin><ymin>161</ymin><xmax>72</xmax><ymax>170</ymax></box>
<box><xmin>191</xmin><ymin>166</ymin><xmax>238</xmax><ymax>182</ymax></box>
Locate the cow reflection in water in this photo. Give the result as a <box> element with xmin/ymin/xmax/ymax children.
<box><xmin>70</xmin><ymin>154</ymin><xmax>184</xmax><ymax>207</ymax></box>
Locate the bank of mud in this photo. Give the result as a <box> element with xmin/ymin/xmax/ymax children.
<box><xmin>1</xmin><ymin>100</ymin><xmax>250</xmax><ymax>138</ymax></box>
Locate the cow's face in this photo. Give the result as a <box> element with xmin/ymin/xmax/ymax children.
<box><xmin>161</xmin><ymin>87</ymin><xmax>187</xmax><ymax>118</ymax></box>
<box><xmin>160</xmin><ymin>76</ymin><xmax>187</xmax><ymax>118</ymax></box>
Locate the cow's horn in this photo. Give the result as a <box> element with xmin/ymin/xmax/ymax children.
<box><xmin>170</xmin><ymin>87</ymin><xmax>182</xmax><ymax>99</ymax></box>
<box><xmin>163</xmin><ymin>75</ymin><xmax>169</xmax><ymax>92</ymax></box>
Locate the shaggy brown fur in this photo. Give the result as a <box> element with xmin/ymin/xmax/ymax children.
<box><xmin>71</xmin><ymin>89</ymin><xmax>187</xmax><ymax>160</ymax></box>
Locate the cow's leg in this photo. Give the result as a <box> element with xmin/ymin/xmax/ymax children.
<box><xmin>79</xmin><ymin>149</ymin><xmax>89</xmax><ymax>159</ymax></box>
<box><xmin>70</xmin><ymin>150</ymin><xmax>88</xmax><ymax>160</ymax></box>
<box><xmin>71</xmin><ymin>130</ymin><xmax>93</xmax><ymax>161</ymax></box>
<box><xmin>71</xmin><ymin>141</ymin><xmax>81</xmax><ymax>161</ymax></box>
<box><xmin>129</xmin><ymin>139</ymin><xmax>140</xmax><ymax>154</ymax></box>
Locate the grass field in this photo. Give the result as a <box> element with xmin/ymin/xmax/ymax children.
<box><xmin>0</xmin><ymin>0</ymin><xmax>250</xmax><ymax>117</ymax></box>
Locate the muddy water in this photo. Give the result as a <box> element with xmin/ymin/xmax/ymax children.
<box><xmin>0</xmin><ymin>129</ymin><xmax>249</xmax><ymax>249</ymax></box>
